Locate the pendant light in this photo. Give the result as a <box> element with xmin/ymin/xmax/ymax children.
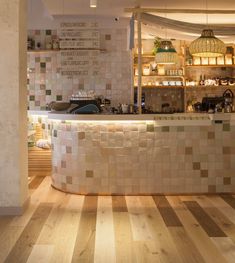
<box><xmin>189</xmin><ymin>0</ymin><xmax>226</xmax><ymax>57</ymax></box>
<box><xmin>90</xmin><ymin>0</ymin><xmax>97</xmax><ymax>8</ymax></box>
<box><xmin>155</xmin><ymin>5</ymin><xmax>178</xmax><ymax>65</ymax></box>
<box><xmin>155</xmin><ymin>40</ymin><xmax>178</xmax><ymax>64</ymax></box>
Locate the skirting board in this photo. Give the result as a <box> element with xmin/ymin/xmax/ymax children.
<box><xmin>0</xmin><ymin>197</ymin><xmax>30</xmax><ymax>216</ymax></box>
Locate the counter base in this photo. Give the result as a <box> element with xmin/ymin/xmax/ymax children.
<box><xmin>50</xmin><ymin>116</ymin><xmax>235</xmax><ymax>195</ymax></box>
<box><xmin>51</xmin><ymin>184</ymin><xmax>235</xmax><ymax>196</ymax></box>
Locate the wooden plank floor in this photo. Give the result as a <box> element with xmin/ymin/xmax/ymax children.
<box><xmin>28</xmin><ymin>147</ymin><xmax>51</xmax><ymax>177</ymax></box>
<box><xmin>2</xmin><ymin>177</ymin><xmax>235</xmax><ymax>262</ymax></box>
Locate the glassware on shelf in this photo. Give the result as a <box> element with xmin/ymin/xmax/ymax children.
<box><xmin>201</xmin><ymin>57</ymin><xmax>209</xmax><ymax>65</ymax></box>
<box><xmin>225</xmin><ymin>46</ymin><xmax>233</xmax><ymax>65</ymax></box>
<box><xmin>71</xmin><ymin>90</ymin><xmax>96</xmax><ymax>100</ymax></box>
<box><xmin>143</xmin><ymin>66</ymin><xmax>151</xmax><ymax>76</ymax></box>
<box><xmin>193</xmin><ymin>57</ymin><xmax>201</xmax><ymax>65</ymax></box>
<box><xmin>217</xmin><ymin>56</ymin><xmax>225</xmax><ymax>65</ymax></box>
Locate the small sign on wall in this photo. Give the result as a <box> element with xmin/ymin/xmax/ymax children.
<box><xmin>59</xmin><ymin>22</ymin><xmax>100</xmax><ymax>77</ymax></box>
<box><xmin>60</xmin><ymin>40</ymin><xmax>100</xmax><ymax>49</ymax></box>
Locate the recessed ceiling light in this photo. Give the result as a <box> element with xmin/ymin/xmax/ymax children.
<box><xmin>90</xmin><ymin>0</ymin><xmax>97</xmax><ymax>8</ymax></box>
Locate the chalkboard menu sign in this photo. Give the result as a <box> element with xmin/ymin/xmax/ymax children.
<box><xmin>59</xmin><ymin>22</ymin><xmax>100</xmax><ymax>77</ymax></box>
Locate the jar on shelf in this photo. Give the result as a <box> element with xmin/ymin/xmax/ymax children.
<box><xmin>52</xmin><ymin>40</ymin><xmax>59</xmax><ymax>50</ymax></box>
<box><xmin>178</xmin><ymin>69</ymin><xmax>183</xmax><ymax>76</ymax></box>
<box><xmin>36</xmin><ymin>42</ymin><xmax>41</xmax><ymax>50</ymax></box>
<box><xmin>46</xmin><ymin>42</ymin><xmax>52</xmax><ymax>50</ymax></box>
<box><xmin>225</xmin><ymin>46</ymin><xmax>233</xmax><ymax>65</ymax></box>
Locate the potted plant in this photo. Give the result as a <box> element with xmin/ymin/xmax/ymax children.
<box><xmin>152</xmin><ymin>37</ymin><xmax>161</xmax><ymax>55</ymax></box>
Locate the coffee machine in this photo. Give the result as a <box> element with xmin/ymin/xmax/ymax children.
<box><xmin>201</xmin><ymin>97</ymin><xmax>225</xmax><ymax>112</ymax></box>
<box><xmin>223</xmin><ymin>89</ymin><xmax>234</xmax><ymax>113</ymax></box>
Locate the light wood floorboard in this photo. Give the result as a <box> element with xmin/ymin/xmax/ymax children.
<box><xmin>2</xmin><ymin>177</ymin><xmax>235</xmax><ymax>262</ymax></box>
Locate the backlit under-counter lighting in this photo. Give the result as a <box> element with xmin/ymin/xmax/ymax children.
<box><xmin>90</xmin><ymin>0</ymin><xmax>97</xmax><ymax>8</ymax></box>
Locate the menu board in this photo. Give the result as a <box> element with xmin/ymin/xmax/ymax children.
<box><xmin>60</xmin><ymin>50</ymin><xmax>99</xmax><ymax>76</ymax></box>
<box><xmin>59</xmin><ymin>22</ymin><xmax>100</xmax><ymax>77</ymax></box>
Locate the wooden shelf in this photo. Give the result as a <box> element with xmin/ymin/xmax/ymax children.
<box><xmin>134</xmin><ymin>85</ymin><xmax>235</xmax><ymax>88</ymax></box>
<box><xmin>185</xmin><ymin>85</ymin><xmax>235</xmax><ymax>88</ymax></box>
<box><xmin>185</xmin><ymin>64</ymin><xmax>235</xmax><ymax>68</ymax></box>
<box><xmin>134</xmin><ymin>85</ymin><xmax>184</xmax><ymax>89</ymax></box>
<box><xmin>134</xmin><ymin>54</ymin><xmax>155</xmax><ymax>58</ymax></box>
<box><xmin>134</xmin><ymin>54</ymin><xmax>184</xmax><ymax>58</ymax></box>
<box><xmin>138</xmin><ymin>75</ymin><xmax>184</xmax><ymax>78</ymax></box>
<box><xmin>27</xmin><ymin>48</ymin><xmax>106</xmax><ymax>53</ymax></box>
<box><xmin>27</xmin><ymin>49</ymin><xmax>60</xmax><ymax>53</ymax></box>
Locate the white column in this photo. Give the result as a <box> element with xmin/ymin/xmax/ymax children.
<box><xmin>0</xmin><ymin>0</ymin><xmax>29</xmax><ymax>215</ymax></box>
<box><xmin>137</xmin><ymin>12</ymin><xmax>142</xmax><ymax>114</ymax></box>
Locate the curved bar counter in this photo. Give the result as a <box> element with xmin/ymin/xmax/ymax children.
<box><xmin>48</xmin><ymin>113</ymin><xmax>235</xmax><ymax>195</ymax></box>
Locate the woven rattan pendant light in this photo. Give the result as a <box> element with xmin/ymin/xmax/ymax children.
<box><xmin>155</xmin><ymin>40</ymin><xmax>178</xmax><ymax>64</ymax></box>
<box><xmin>155</xmin><ymin>4</ymin><xmax>178</xmax><ymax>64</ymax></box>
<box><xmin>189</xmin><ymin>0</ymin><xmax>226</xmax><ymax>57</ymax></box>
<box><xmin>189</xmin><ymin>29</ymin><xmax>226</xmax><ymax>57</ymax></box>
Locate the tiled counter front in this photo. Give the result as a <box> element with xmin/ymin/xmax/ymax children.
<box><xmin>51</xmin><ymin>118</ymin><xmax>235</xmax><ymax>194</ymax></box>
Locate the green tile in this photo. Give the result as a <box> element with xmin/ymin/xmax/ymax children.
<box><xmin>208</xmin><ymin>131</ymin><xmax>215</xmax><ymax>139</ymax></box>
<box><xmin>193</xmin><ymin>162</ymin><xmax>201</xmax><ymax>170</ymax></box>
<box><xmin>105</xmin><ymin>34</ymin><xmax>111</xmax><ymax>40</ymax></box>
<box><xmin>61</xmin><ymin>160</ymin><xmax>66</xmax><ymax>168</ymax></box>
<box><xmin>56</xmin><ymin>95</ymin><xmax>62</xmax><ymax>101</ymax></box>
<box><xmin>86</xmin><ymin>170</ymin><xmax>94</xmax><ymax>178</ymax></box>
<box><xmin>40</xmin><ymin>62</ymin><xmax>46</xmax><ymax>68</ymax></box>
<box><xmin>162</xmin><ymin>126</ymin><xmax>169</xmax><ymax>132</ymax></box>
<box><xmin>106</xmin><ymin>83</ymin><xmax>112</xmax><ymax>90</ymax></box>
<box><xmin>46</xmin><ymin>30</ymin><xmax>52</xmax><ymax>35</ymax></box>
<box><xmin>46</xmin><ymin>90</ymin><xmax>51</xmax><ymax>95</ymax></box>
<box><xmin>66</xmin><ymin>176</ymin><xmax>72</xmax><ymax>184</ymax></box>
<box><xmin>78</xmin><ymin>132</ymin><xmax>85</xmax><ymax>140</ymax></box>
<box><xmin>224</xmin><ymin>177</ymin><xmax>231</xmax><ymax>185</ymax></box>
<box><xmin>29</xmin><ymin>95</ymin><xmax>35</xmax><ymax>101</ymax></box>
<box><xmin>200</xmin><ymin>170</ymin><xmax>208</xmax><ymax>177</ymax></box>
<box><xmin>223</xmin><ymin>146</ymin><xmax>230</xmax><ymax>154</ymax></box>
<box><xmin>185</xmin><ymin>147</ymin><xmax>193</xmax><ymax>155</ymax></box>
<box><xmin>78</xmin><ymin>83</ymin><xmax>84</xmax><ymax>90</ymax></box>
<box><xmin>223</xmin><ymin>123</ymin><xmax>230</xmax><ymax>131</ymax></box>
<box><xmin>147</xmin><ymin>124</ymin><xmax>154</xmax><ymax>132</ymax></box>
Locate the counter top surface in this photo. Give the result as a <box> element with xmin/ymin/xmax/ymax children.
<box><xmin>28</xmin><ymin>110</ymin><xmax>235</xmax><ymax>123</ymax></box>
<box><xmin>47</xmin><ymin>112</ymin><xmax>235</xmax><ymax>126</ymax></box>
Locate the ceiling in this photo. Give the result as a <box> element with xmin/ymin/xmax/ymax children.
<box><xmin>42</xmin><ymin>0</ymin><xmax>235</xmax><ymax>41</ymax></box>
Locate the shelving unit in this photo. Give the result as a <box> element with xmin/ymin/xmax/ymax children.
<box><xmin>133</xmin><ymin>47</ymin><xmax>186</xmax><ymax>88</ymax></box>
<box><xmin>185</xmin><ymin>65</ymin><xmax>235</xmax><ymax>68</ymax></box>
<box><xmin>133</xmin><ymin>42</ymin><xmax>235</xmax><ymax>90</ymax></box>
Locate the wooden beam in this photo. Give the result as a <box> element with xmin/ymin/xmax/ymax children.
<box><xmin>124</xmin><ymin>8</ymin><xmax>235</xmax><ymax>14</ymax></box>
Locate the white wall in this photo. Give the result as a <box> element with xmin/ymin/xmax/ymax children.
<box><xmin>27</xmin><ymin>0</ymin><xmax>130</xmax><ymax>30</ymax></box>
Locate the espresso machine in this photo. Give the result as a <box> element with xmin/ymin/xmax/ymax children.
<box><xmin>223</xmin><ymin>89</ymin><xmax>234</xmax><ymax>113</ymax></box>
<box><xmin>68</xmin><ymin>92</ymin><xmax>102</xmax><ymax>114</ymax></box>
